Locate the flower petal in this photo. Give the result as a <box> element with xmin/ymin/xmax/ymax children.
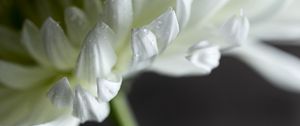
<box><xmin>104</xmin><ymin>0</ymin><xmax>133</xmax><ymax>43</ymax></box>
<box><xmin>73</xmin><ymin>86</ymin><xmax>110</xmax><ymax>123</ymax></box>
<box><xmin>41</xmin><ymin>17</ymin><xmax>77</xmax><ymax>70</ymax></box>
<box><xmin>150</xmin><ymin>52</ymin><xmax>211</xmax><ymax>77</ymax></box>
<box><xmin>248</xmin><ymin>0</ymin><xmax>292</xmax><ymax>24</ymax></box>
<box><xmin>97</xmin><ymin>74</ymin><xmax>122</xmax><ymax>102</ymax></box>
<box><xmin>145</xmin><ymin>8</ymin><xmax>179</xmax><ymax>52</ymax></box>
<box><xmin>0</xmin><ymin>88</ymin><xmax>29</xmax><ymax>125</ymax></box>
<box><xmin>252</xmin><ymin>21</ymin><xmax>300</xmax><ymax>41</ymax></box>
<box><xmin>21</xmin><ymin>20</ymin><xmax>50</xmax><ymax>66</ymax></box>
<box><xmin>187</xmin><ymin>0</ymin><xmax>229</xmax><ymax>28</ymax></box>
<box><xmin>47</xmin><ymin>77</ymin><xmax>73</xmax><ymax>108</ymax></box>
<box><xmin>0</xmin><ymin>60</ymin><xmax>54</xmax><ymax>90</ymax></box>
<box><xmin>84</xmin><ymin>0</ymin><xmax>103</xmax><ymax>24</ymax></box>
<box><xmin>231</xmin><ymin>41</ymin><xmax>300</xmax><ymax>92</ymax></box>
<box><xmin>132</xmin><ymin>0</ymin><xmax>174</xmax><ymax>27</ymax></box>
<box><xmin>0</xmin><ymin>87</ymin><xmax>66</xmax><ymax>126</ymax></box>
<box><xmin>219</xmin><ymin>10</ymin><xmax>250</xmax><ymax>47</ymax></box>
<box><xmin>211</xmin><ymin>0</ymin><xmax>291</xmax><ymax>24</ymax></box>
<box><xmin>176</xmin><ymin>0</ymin><xmax>193</xmax><ymax>29</ymax></box>
<box><xmin>186</xmin><ymin>41</ymin><xmax>221</xmax><ymax>74</ymax></box>
<box><xmin>271</xmin><ymin>0</ymin><xmax>300</xmax><ymax>22</ymax></box>
<box><xmin>131</xmin><ymin>28</ymin><xmax>158</xmax><ymax>69</ymax></box>
<box><xmin>34</xmin><ymin>115</ymin><xmax>79</xmax><ymax>126</ymax></box>
<box><xmin>65</xmin><ymin>7</ymin><xmax>90</xmax><ymax>47</ymax></box>
<box><xmin>76</xmin><ymin>23</ymin><xmax>116</xmax><ymax>85</ymax></box>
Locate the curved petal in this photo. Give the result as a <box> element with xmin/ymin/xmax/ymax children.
<box><xmin>97</xmin><ymin>74</ymin><xmax>122</xmax><ymax>102</ymax></box>
<box><xmin>219</xmin><ymin>10</ymin><xmax>250</xmax><ymax>46</ymax></box>
<box><xmin>186</xmin><ymin>41</ymin><xmax>221</xmax><ymax>74</ymax></box>
<box><xmin>41</xmin><ymin>18</ymin><xmax>77</xmax><ymax>70</ymax></box>
<box><xmin>34</xmin><ymin>115</ymin><xmax>79</xmax><ymax>126</ymax></box>
<box><xmin>76</xmin><ymin>23</ymin><xmax>117</xmax><ymax>85</ymax></box>
<box><xmin>73</xmin><ymin>86</ymin><xmax>110</xmax><ymax>123</ymax></box>
<box><xmin>47</xmin><ymin>77</ymin><xmax>73</xmax><ymax>108</ymax></box>
<box><xmin>271</xmin><ymin>0</ymin><xmax>300</xmax><ymax>22</ymax></box>
<box><xmin>176</xmin><ymin>0</ymin><xmax>193</xmax><ymax>29</ymax></box>
<box><xmin>149</xmin><ymin>51</ymin><xmax>213</xmax><ymax>77</ymax></box>
<box><xmin>211</xmin><ymin>0</ymin><xmax>292</xmax><ymax>24</ymax></box>
<box><xmin>187</xmin><ymin>0</ymin><xmax>229</xmax><ymax>29</ymax></box>
<box><xmin>251</xmin><ymin>0</ymin><xmax>300</xmax><ymax>42</ymax></box>
<box><xmin>249</xmin><ymin>0</ymin><xmax>300</xmax><ymax>42</ymax></box>
<box><xmin>104</xmin><ymin>0</ymin><xmax>133</xmax><ymax>44</ymax></box>
<box><xmin>132</xmin><ymin>0</ymin><xmax>174</xmax><ymax>27</ymax></box>
<box><xmin>131</xmin><ymin>28</ymin><xmax>158</xmax><ymax>70</ymax></box>
<box><xmin>0</xmin><ymin>87</ymin><xmax>66</xmax><ymax>126</ymax></box>
<box><xmin>230</xmin><ymin>41</ymin><xmax>300</xmax><ymax>92</ymax></box>
<box><xmin>252</xmin><ymin>21</ymin><xmax>300</xmax><ymax>41</ymax></box>
<box><xmin>0</xmin><ymin>60</ymin><xmax>55</xmax><ymax>90</ymax></box>
<box><xmin>145</xmin><ymin>8</ymin><xmax>179</xmax><ymax>52</ymax></box>
<box><xmin>83</xmin><ymin>0</ymin><xmax>103</xmax><ymax>25</ymax></box>
<box><xmin>21</xmin><ymin>20</ymin><xmax>51</xmax><ymax>67</ymax></box>
<box><xmin>64</xmin><ymin>7</ymin><xmax>90</xmax><ymax>47</ymax></box>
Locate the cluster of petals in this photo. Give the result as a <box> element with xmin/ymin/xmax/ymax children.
<box><xmin>1</xmin><ymin>0</ymin><xmax>300</xmax><ymax>126</ymax></box>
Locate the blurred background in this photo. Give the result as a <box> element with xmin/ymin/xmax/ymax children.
<box><xmin>82</xmin><ymin>44</ymin><xmax>300</xmax><ymax>126</ymax></box>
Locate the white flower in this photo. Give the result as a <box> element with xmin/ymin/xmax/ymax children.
<box><xmin>0</xmin><ymin>0</ymin><xmax>179</xmax><ymax>125</ymax></box>
<box><xmin>1</xmin><ymin>0</ymin><xmax>300</xmax><ymax>125</ymax></box>
<box><xmin>150</xmin><ymin>0</ymin><xmax>250</xmax><ymax>76</ymax></box>
<box><xmin>150</xmin><ymin>0</ymin><xmax>300</xmax><ymax>93</ymax></box>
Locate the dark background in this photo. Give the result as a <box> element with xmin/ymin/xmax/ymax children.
<box><xmin>82</xmin><ymin>45</ymin><xmax>300</xmax><ymax>126</ymax></box>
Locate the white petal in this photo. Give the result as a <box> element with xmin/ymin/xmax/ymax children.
<box><xmin>150</xmin><ymin>52</ymin><xmax>212</xmax><ymax>77</ymax></box>
<box><xmin>176</xmin><ymin>0</ymin><xmax>193</xmax><ymax>29</ymax></box>
<box><xmin>249</xmin><ymin>1</ymin><xmax>300</xmax><ymax>42</ymax></box>
<box><xmin>73</xmin><ymin>86</ymin><xmax>110</xmax><ymax>123</ymax></box>
<box><xmin>231</xmin><ymin>41</ymin><xmax>300</xmax><ymax>92</ymax></box>
<box><xmin>131</xmin><ymin>28</ymin><xmax>158</xmax><ymax>69</ymax></box>
<box><xmin>97</xmin><ymin>74</ymin><xmax>122</xmax><ymax>102</ymax></box>
<box><xmin>47</xmin><ymin>77</ymin><xmax>73</xmax><ymax>108</ymax></box>
<box><xmin>249</xmin><ymin>0</ymin><xmax>292</xmax><ymax>24</ymax></box>
<box><xmin>187</xmin><ymin>0</ymin><xmax>229</xmax><ymax>28</ymax></box>
<box><xmin>186</xmin><ymin>41</ymin><xmax>221</xmax><ymax>74</ymax></box>
<box><xmin>104</xmin><ymin>0</ymin><xmax>133</xmax><ymax>42</ymax></box>
<box><xmin>219</xmin><ymin>10</ymin><xmax>250</xmax><ymax>47</ymax></box>
<box><xmin>0</xmin><ymin>60</ymin><xmax>54</xmax><ymax>89</ymax></box>
<box><xmin>270</xmin><ymin>0</ymin><xmax>300</xmax><ymax>22</ymax></box>
<box><xmin>0</xmin><ymin>89</ymin><xmax>29</xmax><ymax>125</ymax></box>
<box><xmin>133</xmin><ymin>0</ymin><xmax>176</xmax><ymax>28</ymax></box>
<box><xmin>211</xmin><ymin>0</ymin><xmax>291</xmax><ymax>24</ymax></box>
<box><xmin>65</xmin><ymin>7</ymin><xmax>90</xmax><ymax>47</ymax></box>
<box><xmin>34</xmin><ymin>115</ymin><xmax>79</xmax><ymax>126</ymax></box>
<box><xmin>41</xmin><ymin>18</ymin><xmax>77</xmax><ymax>70</ymax></box>
<box><xmin>21</xmin><ymin>20</ymin><xmax>50</xmax><ymax>66</ymax></box>
<box><xmin>0</xmin><ymin>87</ymin><xmax>66</xmax><ymax>126</ymax></box>
<box><xmin>146</xmin><ymin>8</ymin><xmax>179</xmax><ymax>52</ymax></box>
<box><xmin>76</xmin><ymin>23</ymin><xmax>117</xmax><ymax>85</ymax></box>
<box><xmin>252</xmin><ymin>21</ymin><xmax>300</xmax><ymax>41</ymax></box>
<box><xmin>84</xmin><ymin>0</ymin><xmax>103</xmax><ymax>24</ymax></box>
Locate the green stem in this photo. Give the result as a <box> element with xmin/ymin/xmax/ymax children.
<box><xmin>110</xmin><ymin>91</ymin><xmax>138</xmax><ymax>126</ymax></box>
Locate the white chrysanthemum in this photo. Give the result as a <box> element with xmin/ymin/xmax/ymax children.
<box><xmin>150</xmin><ymin>0</ymin><xmax>250</xmax><ymax>76</ymax></box>
<box><xmin>0</xmin><ymin>0</ymin><xmax>180</xmax><ymax>125</ymax></box>
<box><xmin>150</xmin><ymin>0</ymin><xmax>300</xmax><ymax>93</ymax></box>
<box><xmin>1</xmin><ymin>0</ymin><xmax>300</xmax><ymax>126</ymax></box>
